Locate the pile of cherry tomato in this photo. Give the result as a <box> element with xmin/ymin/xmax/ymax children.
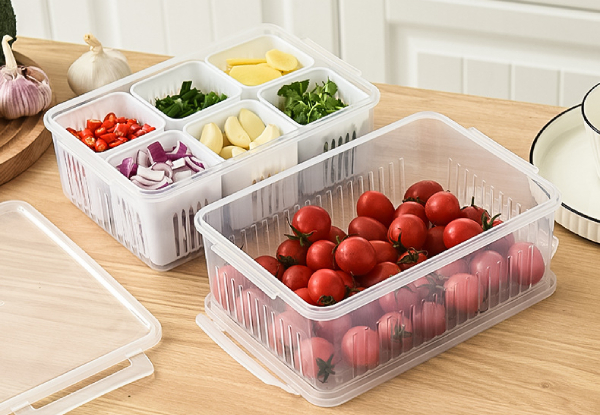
<box><xmin>215</xmin><ymin>179</ymin><xmax>546</xmax><ymax>382</ymax></box>
<box><xmin>66</xmin><ymin>112</ymin><xmax>156</xmax><ymax>153</ymax></box>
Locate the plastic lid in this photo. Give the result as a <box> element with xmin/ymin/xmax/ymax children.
<box><xmin>0</xmin><ymin>201</ymin><xmax>161</xmax><ymax>415</ymax></box>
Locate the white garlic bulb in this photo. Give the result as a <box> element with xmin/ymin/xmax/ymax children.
<box><xmin>0</xmin><ymin>35</ymin><xmax>52</xmax><ymax>120</ymax></box>
<box><xmin>67</xmin><ymin>33</ymin><xmax>132</xmax><ymax>95</ymax></box>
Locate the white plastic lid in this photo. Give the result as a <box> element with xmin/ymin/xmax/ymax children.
<box><xmin>0</xmin><ymin>201</ymin><xmax>161</xmax><ymax>415</ymax></box>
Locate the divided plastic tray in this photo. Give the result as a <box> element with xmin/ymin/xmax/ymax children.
<box><xmin>43</xmin><ymin>24</ymin><xmax>380</xmax><ymax>270</ymax></box>
<box><xmin>194</xmin><ymin>112</ymin><xmax>561</xmax><ymax>407</ymax></box>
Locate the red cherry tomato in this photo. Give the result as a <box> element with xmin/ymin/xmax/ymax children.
<box><xmin>235</xmin><ymin>288</ymin><xmax>267</xmax><ymax>332</ymax></box>
<box><xmin>378</xmin><ymin>282</ymin><xmax>419</xmax><ymax>315</ymax></box>
<box><xmin>341</xmin><ymin>326</ymin><xmax>380</xmax><ymax>369</ymax></box>
<box><xmin>291</xmin><ymin>205</ymin><xmax>332</xmax><ymax>244</ymax></box>
<box><xmin>348</xmin><ymin>216</ymin><xmax>388</xmax><ymax>241</ymax></box>
<box><xmin>212</xmin><ymin>265</ymin><xmax>246</xmax><ymax>310</ymax></box>
<box><xmin>267</xmin><ymin>309</ymin><xmax>307</xmax><ymax>354</ymax></box>
<box><xmin>507</xmin><ymin>242</ymin><xmax>545</xmax><ymax>287</ymax></box>
<box><xmin>255</xmin><ymin>255</ymin><xmax>284</xmax><ymax>280</ymax></box>
<box><xmin>369</xmin><ymin>240</ymin><xmax>399</xmax><ymax>263</ymax></box>
<box><xmin>307</xmin><ymin>269</ymin><xmax>346</xmax><ymax>306</ymax></box>
<box><xmin>335</xmin><ymin>236</ymin><xmax>377</xmax><ymax>276</ymax></box>
<box><xmin>377</xmin><ymin>311</ymin><xmax>414</xmax><ymax>357</ymax></box>
<box><xmin>336</xmin><ymin>270</ymin><xmax>356</xmax><ymax>291</ymax></box>
<box><xmin>356</xmin><ymin>190</ymin><xmax>395</xmax><ymax>227</ymax></box>
<box><xmin>294</xmin><ymin>337</ymin><xmax>337</xmax><ymax>382</ymax></box>
<box><xmin>443</xmin><ymin>218</ymin><xmax>483</xmax><ymax>248</ymax></box>
<box><xmin>294</xmin><ymin>287</ymin><xmax>317</xmax><ymax>305</ymax></box>
<box><xmin>328</xmin><ymin>225</ymin><xmax>347</xmax><ymax>244</ymax></box>
<box><xmin>387</xmin><ymin>214</ymin><xmax>428</xmax><ymax>251</ymax></box>
<box><xmin>413</xmin><ymin>302</ymin><xmax>446</xmax><ymax>343</ymax></box>
<box><xmin>469</xmin><ymin>250</ymin><xmax>509</xmax><ymax>308</ymax></box>
<box><xmin>403</xmin><ymin>180</ymin><xmax>444</xmax><ymax>205</ymax></box>
<box><xmin>436</xmin><ymin>258</ymin><xmax>469</xmax><ymax>279</ymax></box>
<box><xmin>394</xmin><ymin>201</ymin><xmax>429</xmax><ymax>225</ymax></box>
<box><xmin>397</xmin><ymin>248</ymin><xmax>428</xmax><ymax>271</ymax></box>
<box><xmin>356</xmin><ymin>261</ymin><xmax>399</xmax><ymax>288</ymax></box>
<box><xmin>422</xmin><ymin>225</ymin><xmax>446</xmax><ymax>257</ymax></box>
<box><xmin>444</xmin><ymin>273</ymin><xmax>481</xmax><ymax>320</ymax></box>
<box><xmin>276</xmin><ymin>239</ymin><xmax>308</xmax><ymax>268</ymax></box>
<box><xmin>425</xmin><ymin>191</ymin><xmax>461</xmax><ymax>226</ymax></box>
<box><xmin>313</xmin><ymin>314</ymin><xmax>353</xmax><ymax>344</ymax></box>
<box><xmin>306</xmin><ymin>240</ymin><xmax>337</xmax><ymax>271</ymax></box>
<box><xmin>460</xmin><ymin>198</ymin><xmax>490</xmax><ymax>225</ymax></box>
<box><xmin>282</xmin><ymin>265</ymin><xmax>313</xmax><ymax>291</ymax></box>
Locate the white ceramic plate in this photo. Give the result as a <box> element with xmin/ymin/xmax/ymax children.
<box><xmin>530</xmin><ymin>105</ymin><xmax>600</xmax><ymax>243</ymax></box>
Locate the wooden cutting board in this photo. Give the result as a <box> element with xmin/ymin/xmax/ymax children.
<box><xmin>0</xmin><ymin>51</ymin><xmax>56</xmax><ymax>186</ymax></box>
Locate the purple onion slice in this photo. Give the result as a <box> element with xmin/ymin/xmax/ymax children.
<box><xmin>151</xmin><ymin>162</ymin><xmax>174</xmax><ymax>179</ymax></box>
<box><xmin>167</xmin><ymin>140</ymin><xmax>189</xmax><ymax>160</ymax></box>
<box><xmin>147</xmin><ymin>141</ymin><xmax>168</xmax><ymax>164</ymax></box>
<box><xmin>136</xmin><ymin>149</ymin><xmax>150</xmax><ymax>168</ymax></box>
<box><xmin>118</xmin><ymin>157</ymin><xmax>137</xmax><ymax>179</ymax></box>
<box><xmin>137</xmin><ymin>165</ymin><xmax>165</xmax><ymax>182</ymax></box>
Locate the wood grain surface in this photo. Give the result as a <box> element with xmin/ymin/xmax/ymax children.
<box><xmin>0</xmin><ymin>51</ymin><xmax>55</xmax><ymax>186</ymax></box>
<box><xmin>1</xmin><ymin>37</ymin><xmax>599</xmax><ymax>415</ymax></box>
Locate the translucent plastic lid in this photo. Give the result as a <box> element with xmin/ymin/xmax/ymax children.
<box><xmin>0</xmin><ymin>201</ymin><xmax>161</xmax><ymax>415</ymax></box>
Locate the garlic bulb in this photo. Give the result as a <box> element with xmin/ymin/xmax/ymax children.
<box><xmin>67</xmin><ymin>33</ymin><xmax>132</xmax><ymax>95</ymax></box>
<box><xmin>0</xmin><ymin>35</ymin><xmax>52</xmax><ymax>120</ymax></box>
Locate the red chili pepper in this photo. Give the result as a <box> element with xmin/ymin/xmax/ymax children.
<box><xmin>101</xmin><ymin>119</ymin><xmax>115</xmax><ymax>130</ymax></box>
<box><xmin>108</xmin><ymin>139</ymin><xmax>126</xmax><ymax>148</ymax></box>
<box><xmin>66</xmin><ymin>127</ymin><xmax>79</xmax><ymax>137</ymax></box>
<box><xmin>79</xmin><ymin>128</ymin><xmax>93</xmax><ymax>139</ymax></box>
<box><xmin>82</xmin><ymin>135</ymin><xmax>96</xmax><ymax>148</ymax></box>
<box><xmin>100</xmin><ymin>132</ymin><xmax>117</xmax><ymax>144</ymax></box>
<box><xmin>86</xmin><ymin>119</ymin><xmax>102</xmax><ymax>131</ymax></box>
<box><xmin>116</xmin><ymin>116</ymin><xmax>127</xmax><ymax>124</ymax></box>
<box><xmin>129</xmin><ymin>123</ymin><xmax>142</xmax><ymax>134</ymax></box>
<box><xmin>94</xmin><ymin>138</ymin><xmax>108</xmax><ymax>152</ymax></box>
<box><xmin>104</xmin><ymin>112</ymin><xmax>117</xmax><ymax>123</ymax></box>
<box><xmin>134</xmin><ymin>130</ymin><xmax>147</xmax><ymax>138</ymax></box>
<box><xmin>94</xmin><ymin>126</ymin><xmax>107</xmax><ymax>137</ymax></box>
<box><xmin>114</xmin><ymin>123</ymin><xmax>130</xmax><ymax>137</ymax></box>
<box><xmin>141</xmin><ymin>124</ymin><xmax>155</xmax><ymax>133</ymax></box>
<box><xmin>127</xmin><ymin>118</ymin><xmax>137</xmax><ymax>125</ymax></box>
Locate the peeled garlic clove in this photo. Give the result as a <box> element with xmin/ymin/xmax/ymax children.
<box><xmin>224</xmin><ymin>116</ymin><xmax>251</xmax><ymax>149</ymax></box>
<box><xmin>219</xmin><ymin>145</ymin><xmax>247</xmax><ymax>159</ymax></box>
<box><xmin>238</xmin><ymin>108</ymin><xmax>265</xmax><ymax>140</ymax></box>
<box><xmin>252</xmin><ymin>124</ymin><xmax>281</xmax><ymax>146</ymax></box>
<box><xmin>199</xmin><ymin>122</ymin><xmax>224</xmax><ymax>154</ymax></box>
<box><xmin>67</xmin><ymin>33</ymin><xmax>132</xmax><ymax>96</ymax></box>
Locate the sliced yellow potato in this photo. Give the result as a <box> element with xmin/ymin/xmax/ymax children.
<box><xmin>224</xmin><ymin>116</ymin><xmax>251</xmax><ymax>149</ymax></box>
<box><xmin>229</xmin><ymin>64</ymin><xmax>282</xmax><ymax>86</ymax></box>
<box><xmin>265</xmin><ymin>49</ymin><xmax>298</xmax><ymax>72</ymax></box>
<box><xmin>199</xmin><ymin>122</ymin><xmax>223</xmax><ymax>154</ymax></box>
<box><xmin>238</xmin><ymin>108</ymin><xmax>265</xmax><ymax>140</ymax></box>
<box><xmin>219</xmin><ymin>145</ymin><xmax>247</xmax><ymax>159</ymax></box>
<box><xmin>252</xmin><ymin>124</ymin><xmax>281</xmax><ymax>147</ymax></box>
<box><xmin>226</xmin><ymin>58</ymin><xmax>267</xmax><ymax>66</ymax></box>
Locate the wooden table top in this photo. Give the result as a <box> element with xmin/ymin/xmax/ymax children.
<box><xmin>3</xmin><ymin>37</ymin><xmax>600</xmax><ymax>415</ymax></box>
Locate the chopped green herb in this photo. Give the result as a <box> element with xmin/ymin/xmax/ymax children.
<box><xmin>276</xmin><ymin>78</ymin><xmax>348</xmax><ymax>125</ymax></box>
<box><xmin>154</xmin><ymin>81</ymin><xmax>227</xmax><ymax>119</ymax></box>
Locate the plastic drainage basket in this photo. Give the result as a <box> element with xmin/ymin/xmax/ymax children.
<box><xmin>194</xmin><ymin>111</ymin><xmax>561</xmax><ymax>407</ymax></box>
<box><xmin>43</xmin><ymin>24</ymin><xmax>379</xmax><ymax>271</ymax></box>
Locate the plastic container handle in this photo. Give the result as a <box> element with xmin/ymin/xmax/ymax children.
<box><xmin>301</xmin><ymin>38</ymin><xmax>362</xmax><ymax>77</ymax></box>
<box><xmin>12</xmin><ymin>353</ymin><xmax>154</xmax><ymax>415</ymax></box>
<box><xmin>468</xmin><ymin>127</ymin><xmax>539</xmax><ymax>175</ymax></box>
<box><xmin>196</xmin><ymin>313</ymin><xmax>298</xmax><ymax>396</ymax></box>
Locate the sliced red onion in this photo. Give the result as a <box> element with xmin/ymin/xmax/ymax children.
<box><xmin>171</xmin><ymin>157</ymin><xmax>186</xmax><ymax>170</ymax></box>
<box><xmin>173</xmin><ymin>169</ymin><xmax>193</xmax><ymax>182</ymax></box>
<box><xmin>147</xmin><ymin>141</ymin><xmax>168</xmax><ymax>164</ymax></box>
<box><xmin>118</xmin><ymin>157</ymin><xmax>137</xmax><ymax>179</ymax></box>
<box><xmin>183</xmin><ymin>155</ymin><xmax>205</xmax><ymax>172</ymax></box>
<box><xmin>137</xmin><ymin>165</ymin><xmax>165</xmax><ymax>182</ymax></box>
<box><xmin>151</xmin><ymin>162</ymin><xmax>173</xmax><ymax>179</ymax></box>
<box><xmin>131</xmin><ymin>176</ymin><xmax>172</xmax><ymax>190</ymax></box>
<box><xmin>136</xmin><ymin>149</ymin><xmax>150</xmax><ymax>168</ymax></box>
<box><xmin>166</xmin><ymin>141</ymin><xmax>189</xmax><ymax>160</ymax></box>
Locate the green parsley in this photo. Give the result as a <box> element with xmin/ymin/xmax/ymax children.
<box><xmin>276</xmin><ymin>79</ymin><xmax>348</xmax><ymax>125</ymax></box>
<box><xmin>154</xmin><ymin>80</ymin><xmax>227</xmax><ymax>119</ymax></box>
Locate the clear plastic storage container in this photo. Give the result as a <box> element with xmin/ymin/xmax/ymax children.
<box><xmin>194</xmin><ymin>112</ymin><xmax>561</xmax><ymax>407</ymax></box>
<box><xmin>43</xmin><ymin>24</ymin><xmax>380</xmax><ymax>271</ymax></box>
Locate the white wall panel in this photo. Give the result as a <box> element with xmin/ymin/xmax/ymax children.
<box><xmin>417</xmin><ymin>53</ymin><xmax>463</xmax><ymax>94</ymax></box>
<box><xmin>513</xmin><ymin>65</ymin><xmax>559</xmax><ymax>105</ymax></box>
<box><xmin>111</xmin><ymin>0</ymin><xmax>167</xmax><ymax>54</ymax></box>
<box><xmin>339</xmin><ymin>0</ymin><xmax>386</xmax><ymax>82</ymax></box>
<box><xmin>562</xmin><ymin>72</ymin><xmax>600</xmax><ymax>108</ymax></box>
<box><xmin>162</xmin><ymin>0</ymin><xmax>214</xmax><ymax>56</ymax></box>
<box><xmin>46</xmin><ymin>0</ymin><xmax>93</xmax><ymax>44</ymax></box>
<box><xmin>13</xmin><ymin>0</ymin><xmax>51</xmax><ymax>39</ymax></box>
<box><xmin>210</xmin><ymin>0</ymin><xmax>262</xmax><ymax>41</ymax></box>
<box><xmin>465</xmin><ymin>59</ymin><xmax>511</xmax><ymax>100</ymax></box>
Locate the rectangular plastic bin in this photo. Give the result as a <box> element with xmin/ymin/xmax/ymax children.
<box><xmin>194</xmin><ymin>112</ymin><xmax>561</xmax><ymax>406</ymax></box>
<box><xmin>44</xmin><ymin>24</ymin><xmax>379</xmax><ymax>270</ymax></box>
